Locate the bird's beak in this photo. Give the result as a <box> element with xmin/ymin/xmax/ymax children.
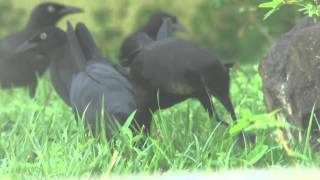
<box><xmin>14</xmin><ymin>41</ymin><xmax>38</xmax><ymax>55</ymax></box>
<box><xmin>59</xmin><ymin>5</ymin><xmax>83</xmax><ymax>15</ymax></box>
<box><xmin>173</xmin><ymin>22</ymin><xmax>187</xmax><ymax>32</ymax></box>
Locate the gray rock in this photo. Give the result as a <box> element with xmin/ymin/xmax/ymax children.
<box><xmin>259</xmin><ymin>17</ymin><xmax>320</xmax><ymax>134</ymax></box>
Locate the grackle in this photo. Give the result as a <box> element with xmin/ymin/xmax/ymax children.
<box><xmin>0</xmin><ymin>2</ymin><xmax>82</xmax><ymax>97</ymax></box>
<box><xmin>125</xmin><ymin>18</ymin><xmax>236</xmax><ymax>133</ymax></box>
<box><xmin>17</xmin><ymin>22</ymin><xmax>137</xmax><ymax>138</ymax></box>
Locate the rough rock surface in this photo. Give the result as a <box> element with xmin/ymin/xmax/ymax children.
<box><xmin>259</xmin><ymin>17</ymin><xmax>320</xmax><ymax>132</ymax></box>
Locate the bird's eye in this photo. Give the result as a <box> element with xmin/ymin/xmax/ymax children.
<box><xmin>40</xmin><ymin>33</ymin><xmax>48</xmax><ymax>40</ymax></box>
<box><xmin>48</xmin><ymin>5</ymin><xmax>55</xmax><ymax>13</ymax></box>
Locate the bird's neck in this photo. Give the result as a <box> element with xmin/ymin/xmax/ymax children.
<box><xmin>142</xmin><ymin>23</ymin><xmax>160</xmax><ymax>40</ymax></box>
<box><xmin>27</xmin><ymin>16</ymin><xmax>56</xmax><ymax>29</ymax></box>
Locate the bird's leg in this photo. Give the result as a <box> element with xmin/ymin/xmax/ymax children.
<box><xmin>29</xmin><ymin>82</ymin><xmax>37</xmax><ymax>98</ymax></box>
<box><xmin>134</xmin><ymin>106</ymin><xmax>153</xmax><ymax>135</ymax></box>
<box><xmin>197</xmin><ymin>93</ymin><xmax>220</xmax><ymax>122</ymax></box>
<box><xmin>198</xmin><ymin>94</ymin><xmax>214</xmax><ymax>118</ymax></box>
<box><xmin>198</xmin><ymin>93</ymin><xmax>250</xmax><ymax>146</ymax></box>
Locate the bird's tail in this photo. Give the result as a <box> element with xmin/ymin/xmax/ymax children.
<box><xmin>75</xmin><ymin>22</ymin><xmax>104</xmax><ymax>60</ymax></box>
<box><xmin>66</xmin><ymin>21</ymin><xmax>87</xmax><ymax>72</ymax></box>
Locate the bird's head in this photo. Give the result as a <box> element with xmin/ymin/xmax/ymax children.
<box><xmin>142</xmin><ymin>11</ymin><xmax>186</xmax><ymax>39</ymax></box>
<box><xmin>15</xmin><ymin>26</ymin><xmax>67</xmax><ymax>56</ymax></box>
<box><xmin>120</xmin><ymin>32</ymin><xmax>153</xmax><ymax>67</ymax></box>
<box><xmin>28</xmin><ymin>2</ymin><xmax>83</xmax><ymax>28</ymax></box>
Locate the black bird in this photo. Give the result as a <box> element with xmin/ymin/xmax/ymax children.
<box><xmin>126</xmin><ymin>18</ymin><xmax>236</xmax><ymax>133</ymax></box>
<box><xmin>17</xmin><ymin>22</ymin><xmax>137</xmax><ymax>138</ymax></box>
<box><xmin>48</xmin><ymin>22</ymin><xmax>100</xmax><ymax>105</ymax></box>
<box><xmin>120</xmin><ymin>11</ymin><xmax>186</xmax><ymax>66</ymax></box>
<box><xmin>68</xmin><ymin>23</ymin><xmax>137</xmax><ymax>137</ymax></box>
<box><xmin>0</xmin><ymin>2</ymin><xmax>83</xmax><ymax>97</ymax></box>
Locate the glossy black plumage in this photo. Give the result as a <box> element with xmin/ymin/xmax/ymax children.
<box><xmin>68</xmin><ymin>23</ymin><xmax>137</xmax><ymax>137</ymax></box>
<box><xmin>18</xmin><ymin>22</ymin><xmax>137</xmax><ymax>138</ymax></box>
<box><xmin>74</xmin><ymin>23</ymin><xmax>104</xmax><ymax>60</ymax></box>
<box><xmin>126</xmin><ymin>19</ymin><xmax>236</xmax><ymax>132</ymax></box>
<box><xmin>119</xmin><ymin>11</ymin><xmax>185</xmax><ymax>66</ymax></box>
<box><xmin>70</xmin><ymin>62</ymin><xmax>137</xmax><ymax>137</ymax></box>
<box><xmin>48</xmin><ymin>23</ymin><xmax>100</xmax><ymax>105</ymax></box>
<box><xmin>0</xmin><ymin>2</ymin><xmax>82</xmax><ymax>97</ymax></box>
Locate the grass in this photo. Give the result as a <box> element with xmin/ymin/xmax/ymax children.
<box><xmin>0</xmin><ymin>65</ymin><xmax>319</xmax><ymax>179</ymax></box>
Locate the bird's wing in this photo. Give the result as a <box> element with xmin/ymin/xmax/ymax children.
<box><xmin>70</xmin><ymin>62</ymin><xmax>136</xmax><ymax>116</ymax></box>
<box><xmin>85</xmin><ymin>62</ymin><xmax>134</xmax><ymax>91</ymax></box>
<box><xmin>75</xmin><ymin>22</ymin><xmax>104</xmax><ymax>60</ymax></box>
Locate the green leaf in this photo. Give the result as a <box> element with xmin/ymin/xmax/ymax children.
<box><xmin>263</xmin><ymin>9</ymin><xmax>277</xmax><ymax>20</ymax></box>
<box><xmin>246</xmin><ymin>144</ymin><xmax>269</xmax><ymax>165</ymax></box>
<box><xmin>289</xmin><ymin>151</ymin><xmax>308</xmax><ymax>161</ymax></box>
<box><xmin>259</xmin><ymin>2</ymin><xmax>277</xmax><ymax>8</ymax></box>
<box><xmin>229</xmin><ymin>118</ymin><xmax>250</xmax><ymax>136</ymax></box>
<box><xmin>122</xmin><ymin>111</ymin><xmax>136</xmax><ymax>130</ymax></box>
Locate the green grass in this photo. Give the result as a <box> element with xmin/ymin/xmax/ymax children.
<box><xmin>0</xmin><ymin>65</ymin><xmax>319</xmax><ymax>178</ymax></box>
